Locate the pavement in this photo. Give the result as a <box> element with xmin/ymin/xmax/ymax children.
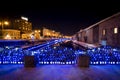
<box><xmin>72</xmin><ymin>40</ymin><xmax>97</xmax><ymax>49</ymax></box>
<box><xmin>0</xmin><ymin>64</ymin><xmax>120</xmax><ymax>80</ymax></box>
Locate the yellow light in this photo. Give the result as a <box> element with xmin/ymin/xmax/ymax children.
<box><xmin>35</xmin><ymin>30</ymin><xmax>37</xmax><ymax>33</ymax></box>
<box><xmin>4</xmin><ymin>21</ymin><xmax>9</xmax><ymax>25</ymax></box>
<box><xmin>103</xmin><ymin>29</ymin><xmax>106</xmax><ymax>35</ymax></box>
<box><xmin>114</xmin><ymin>27</ymin><xmax>118</xmax><ymax>34</ymax></box>
<box><xmin>4</xmin><ymin>34</ymin><xmax>11</xmax><ymax>39</ymax></box>
<box><xmin>0</xmin><ymin>22</ymin><xmax>1</xmax><ymax>25</ymax></box>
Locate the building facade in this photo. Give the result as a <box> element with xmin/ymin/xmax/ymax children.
<box><xmin>0</xmin><ymin>16</ymin><xmax>32</xmax><ymax>39</ymax></box>
<box><xmin>42</xmin><ymin>27</ymin><xmax>62</xmax><ymax>38</ymax></box>
<box><xmin>75</xmin><ymin>12</ymin><xmax>120</xmax><ymax>47</ymax></box>
<box><xmin>0</xmin><ymin>29</ymin><xmax>20</xmax><ymax>39</ymax></box>
<box><xmin>13</xmin><ymin>16</ymin><xmax>32</xmax><ymax>34</ymax></box>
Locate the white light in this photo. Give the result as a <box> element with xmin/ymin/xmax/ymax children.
<box><xmin>113</xmin><ymin>62</ymin><xmax>115</xmax><ymax>64</ymax></box>
<box><xmin>44</xmin><ymin>62</ymin><xmax>46</xmax><ymax>64</ymax></box>
<box><xmin>102</xmin><ymin>62</ymin><xmax>104</xmax><ymax>64</ymax></box>
<box><xmin>111</xmin><ymin>62</ymin><xmax>112</xmax><ymax>64</ymax></box>
<box><xmin>41</xmin><ymin>62</ymin><xmax>43</xmax><ymax>64</ymax></box>
<box><xmin>92</xmin><ymin>49</ymin><xmax>95</xmax><ymax>52</ymax></box>
<box><xmin>31</xmin><ymin>52</ymin><xmax>34</xmax><ymax>56</ymax></box>
<box><xmin>47</xmin><ymin>62</ymin><xmax>49</xmax><ymax>64</ymax></box>
<box><xmin>53</xmin><ymin>62</ymin><xmax>54</xmax><ymax>64</ymax></box>
<box><xmin>21</xmin><ymin>16</ymin><xmax>28</xmax><ymax>21</ymax></box>
<box><xmin>96</xmin><ymin>62</ymin><xmax>98</xmax><ymax>64</ymax></box>
<box><xmin>114</xmin><ymin>27</ymin><xmax>118</xmax><ymax>34</ymax></box>
<box><xmin>91</xmin><ymin>62</ymin><xmax>92</xmax><ymax>64</ymax></box>
<box><xmin>50</xmin><ymin>62</ymin><xmax>52</xmax><ymax>64</ymax></box>
<box><xmin>113</xmin><ymin>49</ymin><xmax>117</xmax><ymax>51</ymax></box>
<box><xmin>69</xmin><ymin>62</ymin><xmax>71</xmax><ymax>64</ymax></box>
<box><xmin>72</xmin><ymin>61</ymin><xmax>74</xmax><ymax>64</ymax></box>
<box><xmin>58</xmin><ymin>62</ymin><xmax>60</xmax><ymax>64</ymax></box>
<box><xmin>116</xmin><ymin>62</ymin><xmax>119</xmax><ymax>64</ymax></box>
<box><xmin>15</xmin><ymin>48</ymin><xmax>19</xmax><ymax>51</ymax></box>
<box><xmin>66</xmin><ymin>62</ymin><xmax>69</xmax><ymax>64</ymax></box>
<box><xmin>104</xmin><ymin>62</ymin><xmax>106</xmax><ymax>64</ymax></box>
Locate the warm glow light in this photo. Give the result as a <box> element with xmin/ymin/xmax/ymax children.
<box><xmin>103</xmin><ymin>29</ymin><xmax>106</xmax><ymax>35</ymax></box>
<box><xmin>35</xmin><ymin>30</ymin><xmax>40</xmax><ymax>33</ymax></box>
<box><xmin>0</xmin><ymin>21</ymin><xmax>9</xmax><ymax>25</ymax></box>
<box><xmin>114</xmin><ymin>27</ymin><xmax>118</xmax><ymax>34</ymax></box>
<box><xmin>38</xmin><ymin>30</ymin><xmax>40</xmax><ymax>32</ymax></box>
<box><xmin>35</xmin><ymin>30</ymin><xmax>37</xmax><ymax>33</ymax></box>
<box><xmin>4</xmin><ymin>34</ymin><xmax>11</xmax><ymax>39</ymax></box>
<box><xmin>4</xmin><ymin>21</ymin><xmax>9</xmax><ymax>25</ymax></box>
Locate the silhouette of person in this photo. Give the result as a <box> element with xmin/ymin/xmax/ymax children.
<box><xmin>84</xmin><ymin>36</ymin><xmax>87</xmax><ymax>42</ymax></box>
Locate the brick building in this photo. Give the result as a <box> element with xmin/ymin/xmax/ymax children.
<box><xmin>75</xmin><ymin>12</ymin><xmax>120</xmax><ymax>47</ymax></box>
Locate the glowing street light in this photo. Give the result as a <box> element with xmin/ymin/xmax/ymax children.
<box><xmin>0</xmin><ymin>21</ymin><xmax>9</xmax><ymax>30</ymax></box>
<box><xmin>34</xmin><ymin>30</ymin><xmax>40</xmax><ymax>33</ymax></box>
<box><xmin>4</xmin><ymin>21</ymin><xmax>9</xmax><ymax>25</ymax></box>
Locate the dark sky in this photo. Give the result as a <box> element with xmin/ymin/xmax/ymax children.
<box><xmin>0</xmin><ymin>1</ymin><xmax>120</xmax><ymax>36</ymax></box>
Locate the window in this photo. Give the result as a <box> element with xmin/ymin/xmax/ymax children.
<box><xmin>102</xmin><ymin>29</ymin><xmax>106</xmax><ymax>35</ymax></box>
<box><xmin>114</xmin><ymin>27</ymin><xmax>118</xmax><ymax>34</ymax></box>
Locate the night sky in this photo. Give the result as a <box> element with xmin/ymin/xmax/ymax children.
<box><xmin>0</xmin><ymin>1</ymin><xmax>120</xmax><ymax>36</ymax></box>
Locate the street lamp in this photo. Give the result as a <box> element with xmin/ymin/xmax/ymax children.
<box><xmin>0</xmin><ymin>21</ymin><xmax>9</xmax><ymax>30</ymax></box>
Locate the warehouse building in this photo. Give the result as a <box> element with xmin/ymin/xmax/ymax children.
<box><xmin>75</xmin><ymin>12</ymin><xmax>120</xmax><ymax>47</ymax></box>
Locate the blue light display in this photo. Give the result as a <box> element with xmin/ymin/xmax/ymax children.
<box><xmin>0</xmin><ymin>47</ymin><xmax>24</xmax><ymax>64</ymax></box>
<box><xmin>0</xmin><ymin>41</ymin><xmax>120</xmax><ymax>65</ymax></box>
<box><xmin>87</xmin><ymin>46</ymin><xmax>120</xmax><ymax>65</ymax></box>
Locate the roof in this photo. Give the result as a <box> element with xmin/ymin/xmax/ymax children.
<box><xmin>84</xmin><ymin>12</ymin><xmax>120</xmax><ymax>31</ymax></box>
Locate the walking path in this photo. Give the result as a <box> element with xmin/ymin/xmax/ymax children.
<box><xmin>72</xmin><ymin>40</ymin><xmax>97</xmax><ymax>49</ymax></box>
<box><xmin>0</xmin><ymin>65</ymin><xmax>120</xmax><ymax>80</ymax></box>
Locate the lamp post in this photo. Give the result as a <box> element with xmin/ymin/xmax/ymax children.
<box><xmin>0</xmin><ymin>21</ymin><xmax>9</xmax><ymax>39</ymax></box>
<box><xmin>0</xmin><ymin>21</ymin><xmax>9</xmax><ymax>30</ymax></box>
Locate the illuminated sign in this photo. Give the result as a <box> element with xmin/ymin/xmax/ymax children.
<box><xmin>21</xmin><ymin>16</ymin><xmax>28</xmax><ymax>21</ymax></box>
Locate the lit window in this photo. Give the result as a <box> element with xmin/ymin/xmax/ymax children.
<box><xmin>114</xmin><ymin>27</ymin><xmax>118</xmax><ymax>34</ymax></box>
<box><xmin>102</xmin><ymin>29</ymin><xmax>106</xmax><ymax>35</ymax></box>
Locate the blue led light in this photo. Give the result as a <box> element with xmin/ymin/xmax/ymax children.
<box><xmin>0</xmin><ymin>41</ymin><xmax>120</xmax><ymax>65</ymax></box>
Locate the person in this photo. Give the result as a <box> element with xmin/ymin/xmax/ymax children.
<box><xmin>31</xmin><ymin>34</ymin><xmax>35</xmax><ymax>45</ymax></box>
<box><xmin>84</xmin><ymin>36</ymin><xmax>87</xmax><ymax>42</ymax></box>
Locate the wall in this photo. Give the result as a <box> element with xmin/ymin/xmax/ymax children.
<box><xmin>85</xmin><ymin>29</ymin><xmax>93</xmax><ymax>43</ymax></box>
<box><xmin>99</xmin><ymin>15</ymin><xmax>120</xmax><ymax>46</ymax></box>
<box><xmin>1</xmin><ymin>29</ymin><xmax>20</xmax><ymax>39</ymax></box>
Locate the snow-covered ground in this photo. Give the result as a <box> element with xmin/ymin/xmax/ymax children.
<box><xmin>0</xmin><ymin>64</ymin><xmax>120</xmax><ymax>80</ymax></box>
